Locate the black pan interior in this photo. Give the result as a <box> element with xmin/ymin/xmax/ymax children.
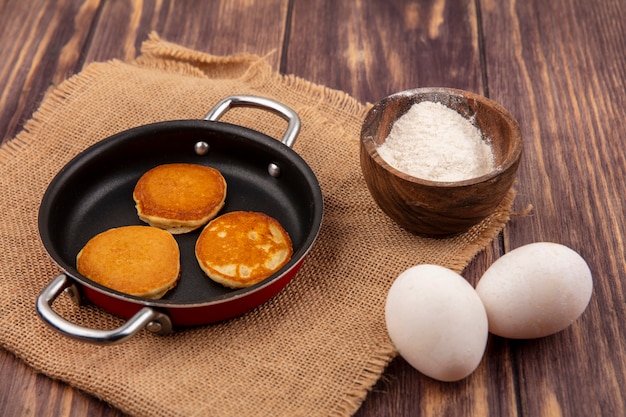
<box><xmin>38</xmin><ymin>120</ymin><xmax>323</xmax><ymax>305</ymax></box>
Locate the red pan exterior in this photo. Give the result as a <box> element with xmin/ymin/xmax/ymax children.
<box><xmin>79</xmin><ymin>258</ymin><xmax>304</xmax><ymax>326</ymax></box>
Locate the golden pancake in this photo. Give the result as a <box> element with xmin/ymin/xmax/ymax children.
<box><xmin>133</xmin><ymin>163</ymin><xmax>227</xmax><ymax>234</ymax></box>
<box><xmin>76</xmin><ymin>225</ymin><xmax>180</xmax><ymax>299</ymax></box>
<box><xmin>195</xmin><ymin>211</ymin><xmax>293</xmax><ymax>288</ymax></box>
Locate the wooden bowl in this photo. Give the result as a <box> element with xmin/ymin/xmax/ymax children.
<box><xmin>360</xmin><ymin>87</ymin><xmax>522</xmax><ymax>237</ymax></box>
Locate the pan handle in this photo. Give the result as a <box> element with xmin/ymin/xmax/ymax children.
<box><xmin>36</xmin><ymin>274</ymin><xmax>173</xmax><ymax>345</ymax></box>
<box><xmin>204</xmin><ymin>95</ymin><xmax>301</xmax><ymax>148</ymax></box>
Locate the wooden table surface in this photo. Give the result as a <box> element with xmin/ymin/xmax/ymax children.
<box><xmin>1</xmin><ymin>1</ymin><xmax>625</xmax><ymax>416</ymax></box>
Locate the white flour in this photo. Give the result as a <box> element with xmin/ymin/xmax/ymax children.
<box><xmin>376</xmin><ymin>101</ymin><xmax>496</xmax><ymax>182</ymax></box>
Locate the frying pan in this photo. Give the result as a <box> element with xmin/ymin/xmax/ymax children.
<box><xmin>36</xmin><ymin>95</ymin><xmax>323</xmax><ymax>345</ymax></box>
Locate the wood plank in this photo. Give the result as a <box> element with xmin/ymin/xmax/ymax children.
<box><xmin>0</xmin><ymin>3</ymin><xmax>114</xmax><ymax>415</ymax></box>
<box><xmin>0</xmin><ymin>350</ymin><xmax>125</xmax><ymax>417</ymax></box>
<box><xmin>287</xmin><ymin>1</ymin><xmax>518</xmax><ymax>416</ymax></box>
<box><xmin>481</xmin><ymin>0</ymin><xmax>626</xmax><ymax>415</ymax></box>
<box><xmin>0</xmin><ymin>0</ymin><xmax>100</xmax><ymax>142</ymax></box>
<box><xmin>83</xmin><ymin>0</ymin><xmax>289</xmax><ymax>70</ymax></box>
<box><xmin>285</xmin><ymin>0</ymin><xmax>485</xmax><ymax>103</ymax></box>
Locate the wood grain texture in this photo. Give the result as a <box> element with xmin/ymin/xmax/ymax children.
<box><xmin>1</xmin><ymin>0</ymin><xmax>625</xmax><ymax>416</ymax></box>
<box><xmin>0</xmin><ymin>351</ymin><xmax>123</xmax><ymax>417</ymax></box>
<box><xmin>0</xmin><ymin>0</ymin><xmax>100</xmax><ymax>141</ymax></box>
<box><xmin>482</xmin><ymin>0</ymin><xmax>626</xmax><ymax>416</ymax></box>
<box><xmin>83</xmin><ymin>0</ymin><xmax>289</xmax><ymax>69</ymax></box>
<box><xmin>0</xmin><ymin>2</ymin><xmax>112</xmax><ymax>413</ymax></box>
<box><xmin>287</xmin><ymin>0</ymin><xmax>484</xmax><ymax>103</ymax></box>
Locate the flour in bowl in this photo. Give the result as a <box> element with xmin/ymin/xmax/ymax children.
<box><xmin>376</xmin><ymin>101</ymin><xmax>496</xmax><ymax>182</ymax></box>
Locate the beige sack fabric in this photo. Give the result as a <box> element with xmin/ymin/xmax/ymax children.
<box><xmin>0</xmin><ymin>33</ymin><xmax>515</xmax><ymax>417</ymax></box>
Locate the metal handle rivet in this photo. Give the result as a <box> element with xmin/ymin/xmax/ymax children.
<box><xmin>268</xmin><ymin>163</ymin><xmax>281</xmax><ymax>177</ymax></box>
<box><xmin>146</xmin><ymin>321</ymin><xmax>163</xmax><ymax>333</ymax></box>
<box><xmin>194</xmin><ymin>141</ymin><xmax>210</xmax><ymax>155</ymax></box>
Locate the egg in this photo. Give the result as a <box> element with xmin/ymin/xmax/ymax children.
<box><xmin>385</xmin><ymin>264</ymin><xmax>488</xmax><ymax>382</ymax></box>
<box><xmin>475</xmin><ymin>242</ymin><xmax>593</xmax><ymax>339</ymax></box>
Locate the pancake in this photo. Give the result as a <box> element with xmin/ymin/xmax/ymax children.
<box><xmin>76</xmin><ymin>225</ymin><xmax>180</xmax><ymax>299</ymax></box>
<box><xmin>133</xmin><ymin>163</ymin><xmax>227</xmax><ymax>234</ymax></box>
<box><xmin>195</xmin><ymin>211</ymin><xmax>293</xmax><ymax>288</ymax></box>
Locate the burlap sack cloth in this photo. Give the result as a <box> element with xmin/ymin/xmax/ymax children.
<box><xmin>0</xmin><ymin>33</ymin><xmax>515</xmax><ymax>417</ymax></box>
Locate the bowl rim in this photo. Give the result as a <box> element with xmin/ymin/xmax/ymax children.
<box><xmin>361</xmin><ymin>87</ymin><xmax>523</xmax><ymax>187</ymax></box>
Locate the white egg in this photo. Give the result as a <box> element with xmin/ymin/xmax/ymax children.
<box><xmin>385</xmin><ymin>264</ymin><xmax>488</xmax><ymax>382</ymax></box>
<box><xmin>475</xmin><ymin>242</ymin><xmax>593</xmax><ymax>339</ymax></box>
